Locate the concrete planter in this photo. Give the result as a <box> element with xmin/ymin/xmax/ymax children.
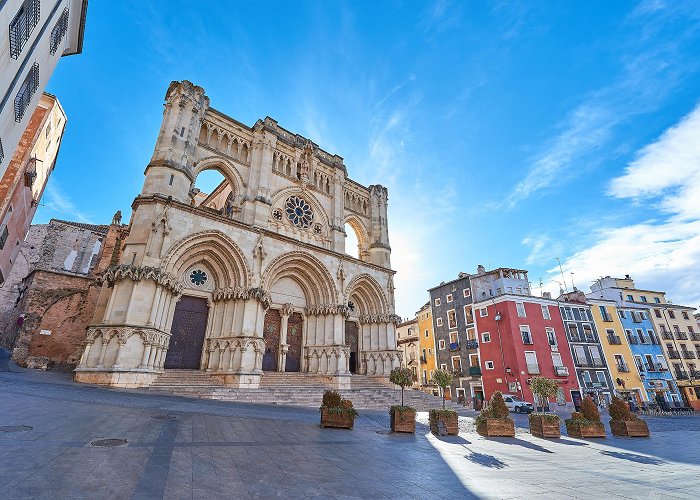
<box><xmin>320</xmin><ymin>408</ymin><xmax>355</xmax><ymax>429</ymax></box>
<box><xmin>476</xmin><ymin>418</ymin><xmax>515</xmax><ymax>437</ymax></box>
<box><xmin>390</xmin><ymin>409</ymin><xmax>416</xmax><ymax>433</ymax></box>
<box><xmin>565</xmin><ymin>420</ymin><xmax>605</xmax><ymax>438</ymax></box>
<box><xmin>429</xmin><ymin>411</ymin><xmax>459</xmax><ymax>435</ymax></box>
<box><xmin>529</xmin><ymin>415</ymin><xmax>561</xmax><ymax>438</ymax></box>
<box><xmin>610</xmin><ymin>419</ymin><xmax>649</xmax><ymax>437</ymax></box>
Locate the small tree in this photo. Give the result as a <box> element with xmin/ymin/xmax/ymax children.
<box><xmin>608</xmin><ymin>396</ymin><xmax>638</xmax><ymax>422</ymax></box>
<box><xmin>580</xmin><ymin>396</ymin><xmax>601</xmax><ymax>422</ymax></box>
<box><xmin>530</xmin><ymin>377</ymin><xmax>559</xmax><ymax>413</ymax></box>
<box><xmin>432</xmin><ymin>369</ymin><xmax>454</xmax><ymax>409</ymax></box>
<box><xmin>389</xmin><ymin>367</ymin><xmax>413</xmax><ymax>407</ymax></box>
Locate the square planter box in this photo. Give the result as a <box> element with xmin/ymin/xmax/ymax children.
<box><xmin>529</xmin><ymin>415</ymin><xmax>561</xmax><ymax>439</ymax></box>
<box><xmin>390</xmin><ymin>409</ymin><xmax>416</xmax><ymax>433</ymax></box>
<box><xmin>477</xmin><ymin>418</ymin><xmax>515</xmax><ymax>437</ymax></box>
<box><xmin>610</xmin><ymin>419</ymin><xmax>649</xmax><ymax>437</ymax></box>
<box><xmin>320</xmin><ymin>408</ymin><xmax>354</xmax><ymax>429</ymax></box>
<box><xmin>566</xmin><ymin>421</ymin><xmax>605</xmax><ymax>438</ymax></box>
<box><xmin>429</xmin><ymin>411</ymin><xmax>459</xmax><ymax>435</ymax></box>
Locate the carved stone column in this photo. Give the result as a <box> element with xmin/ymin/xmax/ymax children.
<box><xmin>279</xmin><ymin>303</ymin><xmax>292</xmax><ymax>372</ymax></box>
<box><xmin>139</xmin><ymin>343</ymin><xmax>153</xmax><ymax>369</ymax></box>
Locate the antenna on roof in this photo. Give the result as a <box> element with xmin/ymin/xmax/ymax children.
<box><xmin>556</xmin><ymin>258</ymin><xmax>568</xmax><ymax>292</ymax></box>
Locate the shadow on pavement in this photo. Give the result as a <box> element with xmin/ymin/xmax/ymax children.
<box><xmin>599</xmin><ymin>450</ymin><xmax>665</xmax><ymax>465</ymax></box>
<box><xmin>488</xmin><ymin>436</ymin><xmax>554</xmax><ymax>453</ymax></box>
<box><xmin>0</xmin><ymin>348</ymin><xmax>10</xmax><ymax>372</ymax></box>
<box><xmin>463</xmin><ymin>450</ymin><xmax>508</xmax><ymax>469</ymax></box>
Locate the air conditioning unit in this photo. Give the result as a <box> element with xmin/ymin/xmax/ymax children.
<box><xmin>550</xmin><ymin>344</ymin><xmax>558</xmax><ymax>352</ymax></box>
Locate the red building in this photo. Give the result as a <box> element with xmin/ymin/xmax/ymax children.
<box><xmin>470</xmin><ymin>267</ymin><xmax>579</xmax><ymax>407</ymax></box>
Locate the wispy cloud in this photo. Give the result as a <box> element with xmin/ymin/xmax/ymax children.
<box><xmin>544</xmin><ymin>103</ymin><xmax>700</xmax><ymax>306</ymax></box>
<box><xmin>40</xmin><ymin>183</ymin><xmax>92</xmax><ymax>223</ymax></box>
<box><xmin>522</xmin><ymin>235</ymin><xmax>563</xmax><ymax>266</ymax></box>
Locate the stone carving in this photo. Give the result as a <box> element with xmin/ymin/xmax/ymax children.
<box><xmin>101</xmin><ymin>265</ymin><xmax>183</xmax><ymax>295</ymax></box>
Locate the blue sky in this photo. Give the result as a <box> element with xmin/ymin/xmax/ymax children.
<box><xmin>40</xmin><ymin>1</ymin><xmax>700</xmax><ymax>316</ymax></box>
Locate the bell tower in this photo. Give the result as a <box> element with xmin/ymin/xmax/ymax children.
<box><xmin>368</xmin><ymin>184</ymin><xmax>391</xmax><ymax>268</ymax></box>
<box><xmin>141</xmin><ymin>80</ymin><xmax>210</xmax><ymax>203</ymax></box>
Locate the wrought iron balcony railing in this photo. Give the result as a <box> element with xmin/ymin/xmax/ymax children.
<box><xmin>607</xmin><ymin>335</ymin><xmax>621</xmax><ymax>345</ymax></box>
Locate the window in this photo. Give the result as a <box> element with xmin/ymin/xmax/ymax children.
<box><xmin>596</xmin><ymin>371</ymin><xmax>607</xmax><ymax>386</ymax></box>
<box><xmin>573</xmin><ymin>345</ymin><xmax>586</xmax><ymax>365</ymax></box>
<box><xmin>682</xmin><ymin>311</ymin><xmax>690</xmax><ymax>320</ymax></box>
<box><xmin>520</xmin><ymin>325</ymin><xmax>533</xmax><ymax>344</ymax></box>
<box><xmin>0</xmin><ymin>225</ymin><xmax>8</xmax><ymax>250</ymax></box>
<box><xmin>424</xmin><ymin>329</ymin><xmax>429</xmax><ymax>338</ymax></box>
<box><xmin>428</xmin><ymin>348</ymin><xmax>432</xmax><ymax>356</ymax></box>
<box><xmin>440</xmin><ymin>363</ymin><xmax>447</xmax><ymax>370</ymax></box>
<box><xmin>654</xmin><ymin>297</ymin><xmax>660</xmax><ymax>303</ymax></box>
<box><xmin>546</xmin><ymin>327</ymin><xmax>557</xmax><ymax>346</ymax></box>
<box><xmin>627</xmin><ymin>294</ymin><xmax>634</xmax><ymax>301</ymax></box>
<box><xmin>614</xmin><ymin>355</ymin><xmax>626</xmax><ymax>370</ymax></box>
<box><xmin>14</xmin><ymin>63</ymin><xmax>40</xmax><ymax>122</ymax></box>
<box><xmin>516</xmin><ymin>302</ymin><xmax>526</xmax><ymax>317</ymax></box>
<box><xmin>0</xmin><ymin>138</ymin><xmax>4</xmax><ymax>165</ymax></box>
<box><xmin>541</xmin><ymin>305</ymin><xmax>551</xmax><ymax>320</ymax></box>
<box><xmin>581</xmin><ymin>371</ymin><xmax>592</xmax><ymax>386</ymax></box>
<box><xmin>485</xmin><ymin>361</ymin><xmax>495</xmax><ymax>370</ymax></box>
<box><xmin>9</xmin><ymin>0</ymin><xmax>40</xmax><ymax>59</ymax></box>
<box><xmin>656</xmin><ymin>355</ymin><xmax>667</xmax><ymax>370</ymax></box>
<box><xmin>525</xmin><ymin>351</ymin><xmax>539</xmax><ymax>373</ymax></box>
<box><xmin>637</xmin><ymin>329</ymin><xmax>647</xmax><ymax>343</ymax></box>
<box><xmin>568</xmin><ymin>323</ymin><xmax>580</xmax><ymax>340</ymax></box>
<box><xmin>562</xmin><ymin>307</ymin><xmax>573</xmax><ymax>320</ymax></box>
<box><xmin>589</xmin><ymin>347</ymin><xmax>603</xmax><ymax>366</ymax></box>
<box><xmin>463</xmin><ymin>306</ymin><xmax>474</xmax><ymax>324</ymax></box>
<box><xmin>647</xmin><ymin>329</ymin><xmax>658</xmax><ymax>344</ymax></box>
<box><xmin>446</xmin><ymin>293</ymin><xmax>453</xmax><ymax>303</ymax></box>
<box><xmin>655</xmin><ymin>309</ymin><xmax>662</xmax><ymax>318</ymax></box>
<box><xmin>640</xmin><ymin>296</ymin><xmax>647</xmax><ymax>302</ymax></box>
<box><xmin>438</xmin><ymin>339</ymin><xmax>445</xmax><ymax>350</ymax></box>
<box><xmin>481</xmin><ymin>332</ymin><xmax>491</xmax><ymax>343</ymax></box>
<box><xmin>618</xmin><ymin>310</ymin><xmax>627</xmax><ymax>319</ymax></box>
<box><xmin>551</xmin><ymin>352</ymin><xmax>564</xmax><ymax>367</ymax></box>
<box><xmin>634</xmin><ymin>356</ymin><xmax>644</xmax><ymax>372</ymax></box>
<box><xmin>668</xmin><ymin>310</ymin><xmax>675</xmax><ymax>319</ymax></box>
<box><xmin>598</xmin><ymin>305</ymin><xmax>612</xmax><ymax>321</ymax></box>
<box><xmin>449</xmin><ymin>331</ymin><xmax>458</xmax><ymax>344</ymax></box>
<box><xmin>447</xmin><ymin>309</ymin><xmax>457</xmax><ymax>329</ymax></box>
<box><xmin>451</xmin><ymin>356</ymin><xmax>462</xmax><ymax>372</ymax></box>
<box><xmin>463</xmin><ymin>288</ymin><xmax>471</xmax><ymax>298</ymax></box>
<box><xmin>436</xmin><ymin>318</ymin><xmax>443</xmax><ymax>326</ymax></box>
<box><xmin>434</xmin><ymin>298</ymin><xmax>441</xmax><ymax>306</ymax></box>
<box><xmin>479</xmin><ymin>307</ymin><xmax>488</xmax><ymax>317</ymax></box>
<box><xmin>50</xmin><ymin>7</ymin><xmax>70</xmax><ymax>55</ymax></box>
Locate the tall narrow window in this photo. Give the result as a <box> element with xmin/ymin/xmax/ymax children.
<box><xmin>447</xmin><ymin>309</ymin><xmax>457</xmax><ymax>329</ymax></box>
<box><xmin>541</xmin><ymin>304</ymin><xmax>551</xmax><ymax>320</ymax></box>
<box><xmin>9</xmin><ymin>0</ymin><xmax>40</xmax><ymax>59</ymax></box>
<box><xmin>516</xmin><ymin>302</ymin><xmax>526</xmax><ymax>317</ymax></box>
<box><xmin>14</xmin><ymin>63</ymin><xmax>40</xmax><ymax>122</ymax></box>
<box><xmin>50</xmin><ymin>8</ymin><xmax>69</xmax><ymax>55</ymax></box>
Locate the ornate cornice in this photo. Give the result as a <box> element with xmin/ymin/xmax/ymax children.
<box><xmin>100</xmin><ymin>265</ymin><xmax>183</xmax><ymax>295</ymax></box>
<box><xmin>212</xmin><ymin>286</ymin><xmax>272</xmax><ymax>309</ymax></box>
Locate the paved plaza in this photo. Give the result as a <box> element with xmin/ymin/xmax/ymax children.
<box><xmin>1</xmin><ymin>357</ymin><xmax>699</xmax><ymax>499</ymax></box>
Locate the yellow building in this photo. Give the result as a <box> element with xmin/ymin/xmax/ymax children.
<box><xmin>416</xmin><ymin>302</ymin><xmax>438</xmax><ymax>392</ymax></box>
<box><xmin>589</xmin><ymin>298</ymin><xmax>647</xmax><ymax>406</ymax></box>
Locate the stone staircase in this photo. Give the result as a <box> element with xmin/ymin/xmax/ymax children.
<box><xmin>147</xmin><ymin>370</ymin><xmax>458</xmax><ymax>410</ymax></box>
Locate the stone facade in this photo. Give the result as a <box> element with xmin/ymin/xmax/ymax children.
<box><xmin>74</xmin><ymin>80</ymin><xmax>400</xmax><ymax>389</ymax></box>
<box><xmin>0</xmin><ymin>217</ymin><xmax>125</xmax><ymax>370</ymax></box>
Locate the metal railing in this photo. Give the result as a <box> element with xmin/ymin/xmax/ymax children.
<box><xmin>465</xmin><ymin>340</ymin><xmax>479</xmax><ymax>350</ymax></box>
<box><xmin>682</xmin><ymin>351</ymin><xmax>696</xmax><ymax>359</ymax></box>
<box><xmin>676</xmin><ymin>332</ymin><xmax>688</xmax><ymax>340</ymax></box>
<box><xmin>674</xmin><ymin>370</ymin><xmax>689</xmax><ymax>380</ymax></box>
<box><xmin>448</xmin><ymin>342</ymin><xmax>460</xmax><ymax>351</ymax></box>
<box><xmin>667</xmin><ymin>350</ymin><xmax>681</xmax><ymax>359</ymax></box>
<box><xmin>9</xmin><ymin>0</ymin><xmax>40</xmax><ymax>59</ymax></box>
<box><xmin>627</xmin><ymin>336</ymin><xmax>639</xmax><ymax>345</ymax></box>
<box><xmin>469</xmin><ymin>366</ymin><xmax>482</xmax><ymax>377</ymax></box>
<box><xmin>14</xmin><ymin>63</ymin><xmax>40</xmax><ymax>122</ymax></box>
<box><xmin>554</xmin><ymin>366</ymin><xmax>569</xmax><ymax>376</ymax></box>
<box><xmin>661</xmin><ymin>332</ymin><xmax>673</xmax><ymax>340</ymax></box>
<box><xmin>607</xmin><ymin>335</ymin><xmax>621</xmax><ymax>345</ymax></box>
<box><xmin>616</xmin><ymin>365</ymin><xmax>630</xmax><ymax>373</ymax></box>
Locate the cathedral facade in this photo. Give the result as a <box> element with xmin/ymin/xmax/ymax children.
<box><xmin>74</xmin><ymin>81</ymin><xmax>401</xmax><ymax>388</ymax></box>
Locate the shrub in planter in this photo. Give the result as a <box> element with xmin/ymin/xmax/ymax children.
<box><xmin>320</xmin><ymin>390</ymin><xmax>358</xmax><ymax>429</ymax></box>
<box><xmin>528</xmin><ymin>377</ymin><xmax>561</xmax><ymax>438</ymax></box>
<box><xmin>476</xmin><ymin>391</ymin><xmax>515</xmax><ymax>437</ymax></box>
<box><xmin>565</xmin><ymin>396</ymin><xmax>605</xmax><ymax>438</ymax></box>
<box><xmin>608</xmin><ymin>396</ymin><xmax>649</xmax><ymax>437</ymax></box>
<box><xmin>389</xmin><ymin>367</ymin><xmax>416</xmax><ymax>433</ymax></box>
<box><xmin>428</xmin><ymin>369</ymin><xmax>458</xmax><ymax>435</ymax></box>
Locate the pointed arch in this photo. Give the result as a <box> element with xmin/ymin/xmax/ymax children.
<box><xmin>343</xmin><ymin>214</ymin><xmax>370</xmax><ymax>258</ymax></box>
<box><xmin>262</xmin><ymin>251</ymin><xmax>337</xmax><ymax>306</ymax></box>
<box><xmin>162</xmin><ymin>230</ymin><xmax>251</xmax><ymax>289</ymax></box>
<box><xmin>193</xmin><ymin>156</ymin><xmax>246</xmax><ymax>193</ymax></box>
<box><xmin>345</xmin><ymin>273</ymin><xmax>389</xmax><ymax>316</ymax></box>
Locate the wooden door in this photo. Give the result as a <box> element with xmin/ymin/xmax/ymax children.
<box><xmin>164</xmin><ymin>296</ymin><xmax>208</xmax><ymax>369</ymax></box>
<box><xmin>345</xmin><ymin>321</ymin><xmax>359</xmax><ymax>373</ymax></box>
<box><xmin>285</xmin><ymin>313</ymin><xmax>303</xmax><ymax>372</ymax></box>
<box><xmin>262</xmin><ymin>309</ymin><xmax>281</xmax><ymax>371</ymax></box>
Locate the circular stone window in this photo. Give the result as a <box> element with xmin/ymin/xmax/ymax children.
<box><xmin>313</xmin><ymin>223</ymin><xmax>322</xmax><ymax>235</ymax></box>
<box><xmin>189</xmin><ymin>269</ymin><xmax>208</xmax><ymax>286</ymax></box>
<box><xmin>272</xmin><ymin>208</ymin><xmax>283</xmax><ymax>221</ymax></box>
<box><xmin>284</xmin><ymin>196</ymin><xmax>313</xmax><ymax>228</ymax></box>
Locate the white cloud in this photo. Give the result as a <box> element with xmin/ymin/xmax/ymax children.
<box><xmin>546</xmin><ymin>104</ymin><xmax>700</xmax><ymax>307</ymax></box>
<box><xmin>522</xmin><ymin>235</ymin><xmax>563</xmax><ymax>266</ymax></box>
<box><xmin>40</xmin><ymin>183</ymin><xmax>92</xmax><ymax>224</ymax></box>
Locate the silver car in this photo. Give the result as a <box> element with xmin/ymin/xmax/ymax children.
<box><xmin>503</xmin><ymin>394</ymin><xmax>534</xmax><ymax>413</ymax></box>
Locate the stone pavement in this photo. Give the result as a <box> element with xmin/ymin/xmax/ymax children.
<box><xmin>1</xmin><ymin>365</ymin><xmax>699</xmax><ymax>499</ymax></box>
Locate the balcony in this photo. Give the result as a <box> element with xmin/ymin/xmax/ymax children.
<box><xmin>591</xmin><ymin>382</ymin><xmax>607</xmax><ymax>389</ymax></box>
<box><xmin>448</xmin><ymin>342</ymin><xmax>460</xmax><ymax>352</ymax></box>
<box><xmin>616</xmin><ymin>365</ymin><xmax>630</xmax><ymax>373</ymax></box>
<box><xmin>465</xmin><ymin>340</ymin><xmax>479</xmax><ymax>350</ymax></box>
<box><xmin>554</xmin><ymin>366</ymin><xmax>569</xmax><ymax>376</ymax></box>
<box><xmin>667</xmin><ymin>350</ymin><xmax>681</xmax><ymax>360</ymax></box>
<box><xmin>627</xmin><ymin>336</ymin><xmax>639</xmax><ymax>345</ymax></box>
<box><xmin>676</xmin><ymin>332</ymin><xmax>688</xmax><ymax>340</ymax></box>
<box><xmin>601</xmin><ymin>314</ymin><xmax>613</xmax><ymax>322</ymax></box>
<box><xmin>592</xmin><ymin>359</ymin><xmax>606</xmax><ymax>367</ymax></box>
<box><xmin>569</xmin><ymin>335</ymin><xmax>582</xmax><ymax>342</ymax></box>
<box><xmin>522</xmin><ymin>335</ymin><xmax>533</xmax><ymax>345</ymax></box>
<box><xmin>691</xmin><ymin>370</ymin><xmax>700</xmax><ymax>379</ymax></box>
<box><xmin>584</xmin><ymin>335</ymin><xmax>598</xmax><ymax>343</ymax></box>
<box><xmin>607</xmin><ymin>335</ymin><xmax>622</xmax><ymax>345</ymax></box>
<box><xmin>469</xmin><ymin>366</ymin><xmax>482</xmax><ymax>377</ymax></box>
<box><xmin>674</xmin><ymin>370</ymin><xmax>689</xmax><ymax>380</ymax></box>
<box><xmin>682</xmin><ymin>351</ymin><xmax>696</xmax><ymax>360</ymax></box>
<box><xmin>645</xmin><ymin>363</ymin><xmax>666</xmax><ymax>372</ymax></box>
<box><xmin>691</xmin><ymin>333</ymin><xmax>700</xmax><ymax>342</ymax></box>
<box><xmin>661</xmin><ymin>332</ymin><xmax>673</xmax><ymax>340</ymax></box>
<box><xmin>527</xmin><ymin>364</ymin><xmax>540</xmax><ymax>375</ymax></box>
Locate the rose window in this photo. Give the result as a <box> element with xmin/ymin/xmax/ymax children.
<box><xmin>284</xmin><ymin>196</ymin><xmax>313</xmax><ymax>228</ymax></box>
<box><xmin>190</xmin><ymin>269</ymin><xmax>208</xmax><ymax>286</ymax></box>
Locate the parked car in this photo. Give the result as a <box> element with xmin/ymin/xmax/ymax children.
<box><xmin>503</xmin><ymin>394</ymin><xmax>534</xmax><ymax>413</ymax></box>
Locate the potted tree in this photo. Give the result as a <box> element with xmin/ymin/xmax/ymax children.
<box><xmin>320</xmin><ymin>390</ymin><xmax>358</xmax><ymax>429</ymax></box>
<box><xmin>476</xmin><ymin>391</ymin><xmax>516</xmax><ymax>437</ymax></box>
<box><xmin>389</xmin><ymin>367</ymin><xmax>416</xmax><ymax>433</ymax></box>
<box><xmin>429</xmin><ymin>369</ymin><xmax>458</xmax><ymax>435</ymax></box>
<box><xmin>608</xmin><ymin>396</ymin><xmax>650</xmax><ymax>437</ymax></box>
<box><xmin>565</xmin><ymin>396</ymin><xmax>605</xmax><ymax>438</ymax></box>
<box><xmin>528</xmin><ymin>377</ymin><xmax>561</xmax><ymax>439</ymax></box>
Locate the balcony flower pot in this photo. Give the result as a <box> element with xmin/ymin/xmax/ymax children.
<box><xmin>320</xmin><ymin>391</ymin><xmax>357</xmax><ymax>430</ymax></box>
<box><xmin>476</xmin><ymin>418</ymin><xmax>516</xmax><ymax>437</ymax></box>
<box><xmin>429</xmin><ymin>409</ymin><xmax>458</xmax><ymax>435</ymax></box>
<box><xmin>390</xmin><ymin>406</ymin><xmax>416</xmax><ymax>433</ymax></box>
<box><xmin>528</xmin><ymin>413</ymin><xmax>561</xmax><ymax>439</ymax></box>
<box><xmin>608</xmin><ymin>395</ymin><xmax>649</xmax><ymax>437</ymax></box>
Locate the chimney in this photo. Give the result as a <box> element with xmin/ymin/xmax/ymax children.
<box><xmin>625</xmin><ymin>274</ymin><xmax>631</xmax><ymax>279</ymax></box>
<box><xmin>477</xmin><ymin>264</ymin><xmax>485</xmax><ymax>274</ymax></box>
<box><xmin>542</xmin><ymin>291</ymin><xmax>551</xmax><ymax>299</ymax></box>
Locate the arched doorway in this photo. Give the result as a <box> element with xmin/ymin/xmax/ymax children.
<box><xmin>262</xmin><ymin>309</ymin><xmax>281</xmax><ymax>371</ymax></box>
<box><xmin>285</xmin><ymin>312</ymin><xmax>303</xmax><ymax>372</ymax></box>
<box><xmin>165</xmin><ymin>296</ymin><xmax>209</xmax><ymax>369</ymax></box>
<box><xmin>345</xmin><ymin>320</ymin><xmax>359</xmax><ymax>373</ymax></box>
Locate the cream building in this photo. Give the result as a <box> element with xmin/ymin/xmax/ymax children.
<box><xmin>74</xmin><ymin>80</ymin><xmax>401</xmax><ymax>389</ymax></box>
<box><xmin>396</xmin><ymin>318</ymin><xmax>420</xmax><ymax>387</ymax></box>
